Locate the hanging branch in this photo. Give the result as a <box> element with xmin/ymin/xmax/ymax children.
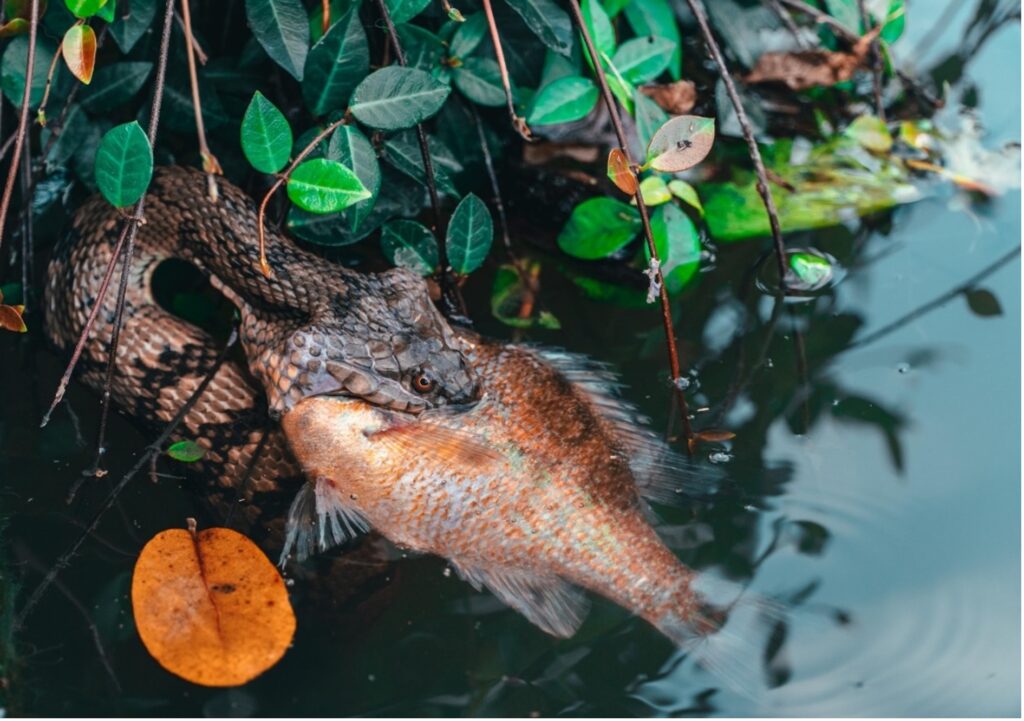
<box><xmin>856</xmin><ymin>0</ymin><xmax>885</xmax><ymax>120</ymax></box>
<box><xmin>480</xmin><ymin>0</ymin><xmax>530</xmax><ymax>140</ymax></box>
<box><xmin>565</xmin><ymin>0</ymin><xmax>693</xmax><ymax>443</ymax></box>
<box><xmin>372</xmin><ymin>0</ymin><xmax>467</xmax><ymax>318</ymax></box>
<box><xmin>683</xmin><ymin>0</ymin><xmax>788</xmax><ymax>288</ymax></box>
<box><xmin>764</xmin><ymin>0</ymin><xmax>808</xmax><ymax>49</ymax></box>
<box><xmin>18</xmin><ymin>328</ymin><xmax>240</xmax><ymax>629</ymax></box>
<box><xmin>0</xmin><ymin>0</ymin><xmax>39</xmax><ymax>256</ymax></box>
<box><xmin>174</xmin><ymin>9</ymin><xmax>209</xmax><ymax>63</ymax></box>
<box><xmin>179</xmin><ymin>0</ymin><xmax>222</xmax><ymax>201</ymax></box>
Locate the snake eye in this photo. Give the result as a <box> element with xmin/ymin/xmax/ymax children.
<box><xmin>412</xmin><ymin>371</ymin><xmax>436</xmax><ymax>394</ymax></box>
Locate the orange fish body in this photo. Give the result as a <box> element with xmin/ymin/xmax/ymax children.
<box><xmin>281</xmin><ymin>336</ymin><xmax>724</xmax><ymax>645</ymax></box>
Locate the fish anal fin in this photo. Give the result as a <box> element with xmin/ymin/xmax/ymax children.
<box><xmin>280</xmin><ymin>477</ymin><xmax>370</xmax><ymax>565</ymax></box>
<box><xmin>456</xmin><ymin>564</ymin><xmax>590</xmax><ymax>639</ymax></box>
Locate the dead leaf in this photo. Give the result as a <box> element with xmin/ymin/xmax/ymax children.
<box><xmin>646</xmin><ymin>115</ymin><xmax>715</xmax><ymax>173</ymax></box>
<box><xmin>607</xmin><ymin>148</ymin><xmax>638</xmax><ymax>195</ymax></box>
<box><xmin>744</xmin><ymin>27</ymin><xmax>879</xmax><ymax>92</ymax></box>
<box><xmin>687</xmin><ymin>429</ymin><xmax>736</xmax><ymax>453</ymax></box>
<box><xmin>641</xmin><ymin>80</ymin><xmax>697</xmax><ymax>115</ymax></box>
<box><xmin>0</xmin><ymin>303</ymin><xmax>26</xmax><ymax>332</ymax></box>
<box><xmin>131</xmin><ymin>522</ymin><xmax>296</xmax><ymax>687</ymax></box>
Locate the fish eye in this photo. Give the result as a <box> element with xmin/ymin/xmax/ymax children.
<box><xmin>412</xmin><ymin>371</ymin><xmax>436</xmax><ymax>394</ymax></box>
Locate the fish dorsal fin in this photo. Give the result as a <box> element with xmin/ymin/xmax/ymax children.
<box><xmin>526</xmin><ymin>346</ymin><xmax>721</xmax><ymax>504</ymax></box>
<box><xmin>456</xmin><ymin>564</ymin><xmax>590</xmax><ymax>639</ymax></box>
<box><xmin>280</xmin><ymin>478</ymin><xmax>370</xmax><ymax>565</ymax></box>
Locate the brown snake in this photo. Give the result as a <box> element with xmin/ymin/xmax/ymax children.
<box><xmin>44</xmin><ymin>166</ymin><xmax>480</xmax><ymax>540</ymax></box>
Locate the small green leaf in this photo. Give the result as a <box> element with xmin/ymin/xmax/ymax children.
<box><xmin>110</xmin><ymin>0</ymin><xmax>156</xmax><ymax>53</ymax></box>
<box><xmin>286</xmin><ymin>158</ymin><xmax>371</xmax><ymax>214</ymax></box>
<box><xmin>167</xmin><ymin>440</ymin><xmax>205</xmax><ymax>463</ymax></box>
<box><xmin>527</xmin><ymin>75</ymin><xmax>597</xmax><ymax>125</ymax></box>
<box><xmin>581</xmin><ymin>0</ymin><xmax>614</xmax><ymax>59</ymax></box>
<box><xmin>1</xmin><ymin>36</ymin><xmax>55</xmax><ymax>108</ymax></box>
<box><xmin>880</xmin><ymin>0</ymin><xmax>905</xmax><ymax>43</ymax></box>
<box><xmin>241</xmin><ymin>91</ymin><xmax>293</xmax><ymax>174</ymax></box>
<box><xmin>623</xmin><ymin>0</ymin><xmax>681</xmax><ymax>79</ymax></box>
<box><xmin>65</xmin><ymin>0</ymin><xmax>107</xmax><ymax>18</ymax></box>
<box><xmin>302</xmin><ymin>8</ymin><xmax>368</xmax><ymax>117</ymax></box>
<box><xmin>327</xmin><ymin>124</ymin><xmax>380</xmax><ymax>230</ymax></box>
<box><xmin>96</xmin><ymin>0</ymin><xmax>115</xmax><ymax>21</ymax></box>
<box><xmin>844</xmin><ymin>114</ymin><xmax>893</xmax><ymax>153</ymax></box>
<box><xmin>449</xmin><ymin>12</ymin><xmax>486</xmax><ymax>58</ymax></box>
<box><xmin>397</xmin><ymin>24</ymin><xmax>446</xmax><ymax>72</ymax></box>
<box><xmin>350</xmin><ymin>66</ymin><xmax>451</xmax><ymax>130</ymax></box>
<box><xmin>95</xmin><ymin>121</ymin><xmax>153</xmax><ymax>208</ymax></box>
<box><xmin>557</xmin><ymin>197</ymin><xmax>640</xmax><ymax>259</ymax></box>
<box><xmin>79</xmin><ymin>61</ymin><xmax>152</xmax><ymax>111</ymax></box>
<box><xmin>503</xmin><ymin>0</ymin><xmax>573</xmax><ymax>57</ymax></box>
<box><xmin>648</xmin><ymin>203</ymin><xmax>700</xmax><ymax>293</ymax></box>
<box><xmin>633</xmin><ymin>88</ymin><xmax>668</xmax><ymax>150</ymax></box>
<box><xmin>245</xmin><ymin>0</ymin><xmax>309</xmax><ymax>80</ymax></box>
<box><xmin>610</xmin><ymin>35</ymin><xmax>674</xmax><ymax>84</ymax></box>
<box><xmin>490</xmin><ymin>263</ymin><xmax>560</xmax><ymax>329</ymax></box>
<box><xmin>638</xmin><ymin>176</ymin><xmax>671</xmax><ymax>206</ymax></box>
<box><xmin>453</xmin><ymin>57</ymin><xmax>506</xmax><ymax>107</ymax></box>
<box><xmin>667</xmin><ymin>179</ymin><xmax>703</xmax><ymax>216</ymax></box>
<box><xmin>385</xmin><ymin>0</ymin><xmax>430</xmax><ymax>24</ymax></box>
<box><xmin>646</xmin><ymin>115</ymin><xmax>715</xmax><ymax>172</ymax></box>
<box><xmin>446</xmin><ymin>193</ymin><xmax>493</xmax><ymax>274</ymax></box>
<box><xmin>788</xmin><ymin>252</ymin><xmax>833</xmax><ymax>290</ymax></box>
<box><xmin>382</xmin><ymin>132</ymin><xmax>459</xmax><ymax>197</ymax></box>
<box><xmin>381</xmin><ymin>220</ymin><xmax>439</xmax><ymax>275</ymax></box>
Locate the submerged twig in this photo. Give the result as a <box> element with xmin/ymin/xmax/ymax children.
<box><xmin>179</xmin><ymin>0</ymin><xmax>222</xmax><ymax>201</ymax></box>
<box><xmin>566</xmin><ymin>0</ymin><xmax>693</xmax><ymax>443</ymax></box>
<box><xmin>480</xmin><ymin>0</ymin><xmax>530</xmax><ymax>140</ymax></box>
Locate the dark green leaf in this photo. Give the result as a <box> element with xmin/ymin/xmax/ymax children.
<box><xmin>240</xmin><ymin>91</ymin><xmax>292</xmax><ymax>174</ymax></box>
<box><xmin>167</xmin><ymin>440</ymin><xmax>205</xmax><ymax>463</ymax></box>
<box><xmin>623</xmin><ymin>0</ymin><xmax>681</xmax><ymax>79</ymax></box>
<box><xmin>286</xmin><ymin>158</ymin><xmax>371</xmax><ymax>214</ymax></box>
<box><xmin>381</xmin><ymin>132</ymin><xmax>459</xmax><ymax>197</ymax></box>
<box><xmin>303</xmin><ymin>8</ymin><xmax>368</xmax><ymax>116</ymax></box>
<box><xmin>648</xmin><ymin>203</ymin><xmax>700</xmax><ymax>293</ymax></box>
<box><xmin>96</xmin><ymin>0</ymin><xmax>114</xmax><ymax>21</ymax></box>
<box><xmin>245</xmin><ymin>0</ymin><xmax>309</xmax><ymax>81</ymax></box>
<box><xmin>309</xmin><ymin>0</ymin><xmax>356</xmax><ymax>43</ymax></box>
<box><xmin>449</xmin><ymin>12</ymin><xmax>487</xmax><ymax>58</ymax></box>
<box><xmin>610</xmin><ymin>35</ymin><xmax>674</xmax><ymax>84</ymax></box>
<box><xmin>502</xmin><ymin>0</ymin><xmax>573</xmax><ymax>57</ymax></box>
<box><xmin>632</xmin><ymin>87</ymin><xmax>668</xmax><ymax>149</ymax></box>
<box><xmin>385</xmin><ymin>0</ymin><xmax>430</xmax><ymax>24</ymax></box>
<box><xmin>350</xmin><ymin>66</ymin><xmax>451</xmax><ymax>130</ymax></box>
<box><xmin>94</xmin><ymin>121</ymin><xmax>153</xmax><ymax>208</ymax></box>
<box><xmin>65</xmin><ymin>0</ymin><xmax>106</xmax><ymax>18</ymax></box>
<box><xmin>447</xmin><ymin>193</ymin><xmax>493</xmax><ymax>274</ymax></box>
<box><xmin>110</xmin><ymin>0</ymin><xmax>156</xmax><ymax>53</ymax></box>
<box><xmin>964</xmin><ymin>288</ymin><xmax>1002</xmax><ymax>317</ymax></box>
<box><xmin>79</xmin><ymin>61</ymin><xmax>152</xmax><ymax>111</ymax></box>
<box><xmin>557</xmin><ymin>197</ymin><xmax>640</xmax><ymax>259</ymax></box>
<box><xmin>0</xmin><ymin>36</ymin><xmax>55</xmax><ymax>108</ymax></box>
<box><xmin>44</xmin><ymin>103</ymin><xmax>91</xmax><ymax>172</ymax></box>
<box><xmin>539</xmin><ymin>48</ymin><xmax>578</xmax><ymax>86</ymax></box>
<box><xmin>380</xmin><ymin>219</ymin><xmax>438</xmax><ymax>275</ymax></box>
<box><xmin>397</xmin><ymin>24</ymin><xmax>446</xmax><ymax>71</ymax></box>
<box><xmin>527</xmin><ymin>75</ymin><xmax>597</xmax><ymax>125</ymax></box>
<box><xmin>327</xmin><ymin>124</ymin><xmax>380</xmax><ymax>229</ymax></box>
<box><xmin>453</xmin><ymin>57</ymin><xmax>506</xmax><ymax>106</ymax></box>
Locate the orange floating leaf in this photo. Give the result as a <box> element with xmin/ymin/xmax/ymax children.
<box><xmin>694</xmin><ymin>429</ymin><xmax>736</xmax><ymax>443</ymax></box>
<box><xmin>131</xmin><ymin>522</ymin><xmax>296</xmax><ymax>687</ymax></box>
<box><xmin>62</xmin><ymin>24</ymin><xmax>97</xmax><ymax>85</ymax></box>
<box><xmin>607</xmin><ymin>148</ymin><xmax>638</xmax><ymax>195</ymax></box>
<box><xmin>0</xmin><ymin>303</ymin><xmax>27</xmax><ymax>332</ymax></box>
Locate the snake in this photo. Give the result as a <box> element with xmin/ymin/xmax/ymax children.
<box><xmin>44</xmin><ymin>165</ymin><xmax>480</xmax><ymax>541</ymax></box>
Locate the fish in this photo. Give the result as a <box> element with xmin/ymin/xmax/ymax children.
<box><xmin>279</xmin><ymin>334</ymin><xmax>775</xmax><ymax>670</ymax></box>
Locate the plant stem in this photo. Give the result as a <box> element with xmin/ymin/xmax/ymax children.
<box><xmin>179</xmin><ymin>0</ymin><xmax>222</xmax><ymax>201</ymax></box>
<box><xmin>480</xmin><ymin>0</ymin><xmax>530</xmax><ymax>140</ymax></box>
<box><xmin>856</xmin><ymin>0</ymin><xmax>885</xmax><ymax>121</ymax></box>
<box><xmin>0</xmin><ymin>0</ymin><xmax>38</xmax><ymax>256</ymax></box>
<box><xmin>566</xmin><ymin>0</ymin><xmax>693</xmax><ymax>443</ymax></box>
<box><xmin>35</xmin><ymin>39</ymin><xmax>64</xmax><ymax>125</ymax></box>
<box><xmin>683</xmin><ymin>0</ymin><xmax>788</xmax><ymax>288</ymax></box>
<box><xmin>764</xmin><ymin>0</ymin><xmax>807</xmax><ymax>49</ymax></box>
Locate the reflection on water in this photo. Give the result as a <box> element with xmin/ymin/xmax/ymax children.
<box><xmin>0</xmin><ymin>1</ymin><xmax>1020</xmax><ymax>716</ymax></box>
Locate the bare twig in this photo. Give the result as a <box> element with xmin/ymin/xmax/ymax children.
<box><xmin>256</xmin><ymin>116</ymin><xmax>347</xmax><ymax>277</ymax></box>
<box><xmin>17</xmin><ymin>328</ymin><xmax>240</xmax><ymax>629</ymax></box>
<box><xmin>35</xmin><ymin>37</ymin><xmax>64</xmax><ymax>125</ymax></box>
<box><xmin>765</xmin><ymin>0</ymin><xmax>807</xmax><ymax>49</ymax></box>
<box><xmin>856</xmin><ymin>0</ymin><xmax>885</xmax><ymax>121</ymax></box>
<box><xmin>480</xmin><ymin>0</ymin><xmax>530</xmax><ymax>140</ymax></box>
<box><xmin>0</xmin><ymin>0</ymin><xmax>39</xmax><ymax>255</ymax></box>
<box><xmin>321</xmin><ymin>0</ymin><xmax>330</xmax><ymax>35</ymax></box>
<box><xmin>179</xmin><ymin>0</ymin><xmax>222</xmax><ymax>201</ymax></box>
<box><xmin>566</xmin><ymin>0</ymin><xmax>693</xmax><ymax>443</ymax></box>
<box><xmin>683</xmin><ymin>0</ymin><xmax>788</xmax><ymax>288</ymax></box>
<box><xmin>174</xmin><ymin>8</ymin><xmax>208</xmax><ymax>63</ymax></box>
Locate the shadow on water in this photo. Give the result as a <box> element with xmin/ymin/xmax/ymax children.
<box><xmin>0</xmin><ymin>0</ymin><xmax>1020</xmax><ymax>716</ymax></box>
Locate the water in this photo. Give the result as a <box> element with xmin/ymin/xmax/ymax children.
<box><xmin>1</xmin><ymin>2</ymin><xmax>1020</xmax><ymax>716</ymax></box>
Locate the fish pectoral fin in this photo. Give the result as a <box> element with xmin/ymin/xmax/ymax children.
<box><xmin>369</xmin><ymin>420</ymin><xmax>505</xmax><ymax>470</ymax></box>
<box><xmin>279</xmin><ymin>478</ymin><xmax>370</xmax><ymax>566</ymax></box>
<box><xmin>455</xmin><ymin>564</ymin><xmax>590</xmax><ymax>639</ymax></box>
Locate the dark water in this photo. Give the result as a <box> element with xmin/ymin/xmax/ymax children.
<box><xmin>1</xmin><ymin>2</ymin><xmax>1020</xmax><ymax>717</ymax></box>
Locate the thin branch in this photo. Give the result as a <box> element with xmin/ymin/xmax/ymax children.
<box><xmin>683</xmin><ymin>0</ymin><xmax>788</xmax><ymax>288</ymax></box>
<box><xmin>179</xmin><ymin>0</ymin><xmax>222</xmax><ymax>201</ymax></box>
<box><xmin>35</xmin><ymin>36</ymin><xmax>64</xmax><ymax>125</ymax></box>
<box><xmin>321</xmin><ymin>0</ymin><xmax>330</xmax><ymax>35</ymax></box>
<box><xmin>16</xmin><ymin>328</ymin><xmax>240</xmax><ymax>629</ymax></box>
<box><xmin>0</xmin><ymin>0</ymin><xmax>39</xmax><ymax>256</ymax></box>
<box><xmin>856</xmin><ymin>0</ymin><xmax>885</xmax><ymax>121</ymax></box>
<box><xmin>765</xmin><ymin>0</ymin><xmax>808</xmax><ymax>49</ymax></box>
<box><xmin>256</xmin><ymin>116</ymin><xmax>347</xmax><ymax>277</ymax></box>
<box><xmin>174</xmin><ymin>8</ymin><xmax>208</xmax><ymax>64</ymax></box>
<box><xmin>566</xmin><ymin>0</ymin><xmax>693</xmax><ymax>443</ymax></box>
<box><xmin>480</xmin><ymin>0</ymin><xmax>530</xmax><ymax>140</ymax></box>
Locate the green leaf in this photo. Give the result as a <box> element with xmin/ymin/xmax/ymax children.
<box><xmin>381</xmin><ymin>220</ymin><xmax>439</xmax><ymax>275</ymax></box>
<box><xmin>453</xmin><ymin>57</ymin><xmax>506</xmax><ymax>106</ymax></box>
<box><xmin>96</xmin><ymin>0</ymin><xmax>115</xmax><ymax>21</ymax></box>
<box><xmin>398</xmin><ymin>24</ymin><xmax>446</xmax><ymax>71</ymax></box>
<box><xmin>446</xmin><ymin>193</ymin><xmax>493</xmax><ymax>274</ymax></box>
<box><xmin>638</xmin><ymin>176</ymin><xmax>671</xmax><ymax>206</ymax></box>
<box><xmin>302</xmin><ymin>8</ymin><xmax>368</xmax><ymax>117</ymax></box>
<box><xmin>603</xmin><ymin>0</ymin><xmax>630</xmax><ymax>17</ymax></box>
<box><xmin>633</xmin><ymin>87</ymin><xmax>668</xmax><ymax>150</ymax></box>
<box><xmin>241</xmin><ymin>93</ymin><xmax>292</xmax><ymax>174</ymax></box>
<box><xmin>581</xmin><ymin>0</ymin><xmax>614</xmax><ymax>59</ymax></box>
<box><xmin>245</xmin><ymin>0</ymin><xmax>309</xmax><ymax>80</ymax></box>
<box><xmin>648</xmin><ymin>203</ymin><xmax>700</xmax><ymax>293</ymax></box>
<box><xmin>788</xmin><ymin>251</ymin><xmax>833</xmax><ymax>290</ymax></box>
<box><xmin>503</xmin><ymin>0</ymin><xmax>573</xmax><ymax>57</ymax></box>
<box><xmin>539</xmin><ymin>48</ymin><xmax>578</xmax><ymax>86</ymax></box>
<box><xmin>381</xmin><ymin>132</ymin><xmax>459</xmax><ymax>197</ymax></box>
<box><xmin>350</xmin><ymin>66</ymin><xmax>451</xmax><ymax>130</ymax></box>
<box><xmin>167</xmin><ymin>440</ymin><xmax>205</xmax><ymax>463</ymax></box>
<box><xmin>557</xmin><ymin>197</ymin><xmax>640</xmax><ymax>259</ymax></box>
<box><xmin>823</xmin><ymin>0</ymin><xmax>859</xmax><ymax>31</ymax></box>
<box><xmin>95</xmin><ymin>121</ymin><xmax>153</xmax><ymax>208</ymax></box>
<box><xmin>880</xmin><ymin>0</ymin><xmax>905</xmax><ymax>43</ymax></box>
<box><xmin>309</xmin><ymin>0</ymin><xmax>355</xmax><ymax>43</ymax></box>
<box><xmin>490</xmin><ymin>263</ymin><xmax>559</xmax><ymax>328</ymax></box>
<box><xmin>79</xmin><ymin>61</ymin><xmax>152</xmax><ymax>111</ymax></box>
<box><xmin>602</xmin><ymin>53</ymin><xmax>635</xmax><ymax>113</ymax></box>
<box><xmin>844</xmin><ymin>114</ymin><xmax>893</xmax><ymax>153</ymax></box>
<box><xmin>44</xmin><ymin>103</ymin><xmax>91</xmax><ymax>172</ymax></box>
<box><xmin>610</xmin><ymin>35</ymin><xmax>674</xmax><ymax>84</ymax></box>
<box><xmin>286</xmin><ymin>158</ymin><xmax>371</xmax><ymax>214</ymax></box>
<box><xmin>449</xmin><ymin>12</ymin><xmax>487</xmax><ymax>58</ymax></box>
<box><xmin>527</xmin><ymin>75</ymin><xmax>597</xmax><ymax>125</ymax></box>
<box><xmin>327</xmin><ymin>124</ymin><xmax>380</xmax><ymax>229</ymax></box>
<box><xmin>667</xmin><ymin>179</ymin><xmax>703</xmax><ymax>216</ymax></box>
<box><xmin>646</xmin><ymin>115</ymin><xmax>715</xmax><ymax>172</ymax></box>
<box><xmin>109</xmin><ymin>0</ymin><xmax>156</xmax><ymax>53</ymax></box>
<box><xmin>65</xmin><ymin>0</ymin><xmax>107</xmax><ymax>18</ymax></box>
<box><xmin>385</xmin><ymin>0</ymin><xmax>430</xmax><ymax>24</ymax></box>
<box><xmin>0</xmin><ymin>36</ymin><xmax>55</xmax><ymax>108</ymax></box>
<box><xmin>623</xmin><ymin>0</ymin><xmax>680</xmax><ymax>79</ymax></box>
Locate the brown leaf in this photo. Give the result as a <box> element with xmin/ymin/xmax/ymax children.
<box><xmin>641</xmin><ymin>80</ymin><xmax>697</xmax><ymax>115</ymax></box>
<box><xmin>607</xmin><ymin>148</ymin><xmax>638</xmax><ymax>195</ymax></box>
<box><xmin>646</xmin><ymin>115</ymin><xmax>715</xmax><ymax>173</ymax></box>
<box><xmin>61</xmin><ymin>24</ymin><xmax>96</xmax><ymax>85</ymax></box>
<box><xmin>694</xmin><ymin>429</ymin><xmax>736</xmax><ymax>443</ymax></box>
<box><xmin>131</xmin><ymin>524</ymin><xmax>296</xmax><ymax>687</ymax></box>
<box><xmin>745</xmin><ymin>27</ymin><xmax>880</xmax><ymax>92</ymax></box>
<box><xmin>0</xmin><ymin>304</ymin><xmax>27</xmax><ymax>333</ymax></box>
